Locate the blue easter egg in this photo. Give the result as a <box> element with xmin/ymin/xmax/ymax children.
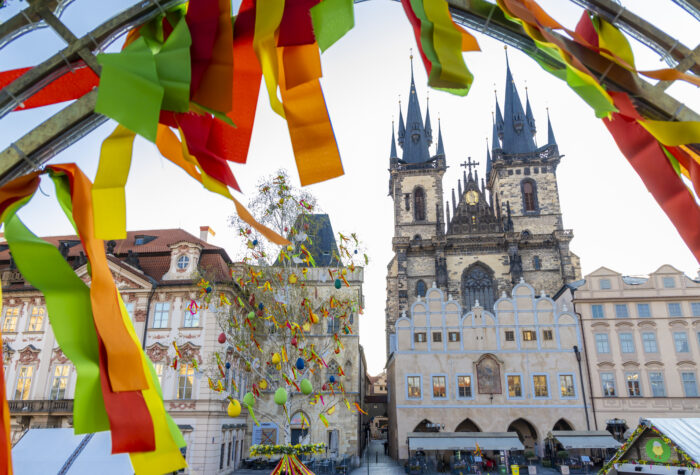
<box><xmin>329</xmin><ymin>375</ymin><xmax>336</xmax><ymax>383</ymax></box>
<box><xmin>334</xmin><ymin>279</ymin><xmax>341</xmax><ymax>289</ymax></box>
<box><xmin>296</xmin><ymin>357</ymin><xmax>305</xmax><ymax>370</ymax></box>
<box><xmin>225</xmin><ymin>362</ymin><xmax>231</xmax><ymax>369</ymax></box>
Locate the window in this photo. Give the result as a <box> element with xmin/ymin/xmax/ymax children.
<box><xmin>615</xmin><ymin>304</ymin><xmax>629</xmax><ymax>318</ymax></box>
<box><xmin>50</xmin><ymin>365</ymin><xmax>71</xmax><ymax>400</ymax></box>
<box><xmin>2</xmin><ymin>307</ymin><xmax>19</xmax><ymax>332</ymax></box>
<box><xmin>681</xmin><ymin>372</ymin><xmax>698</xmax><ymax>397</ymax></box>
<box><xmin>559</xmin><ymin>374</ymin><xmax>575</xmax><ymax>398</ymax></box>
<box><xmin>153</xmin><ymin>302</ymin><xmax>170</xmax><ymax>328</ymax></box>
<box><xmin>642</xmin><ymin>333</ymin><xmax>658</xmax><ymax>353</ymax></box>
<box><xmin>626</xmin><ymin>372</ymin><xmax>641</xmax><ymax>397</ymax></box>
<box><xmin>668</xmin><ymin>303</ymin><xmax>682</xmax><ymax>317</ymax></box>
<box><xmin>462</xmin><ymin>264</ymin><xmax>495</xmax><ymax>312</ymax></box>
<box><xmin>523</xmin><ymin>330</ymin><xmax>537</xmax><ymax>341</ymax></box>
<box><xmin>533</xmin><ymin>256</ymin><xmax>541</xmax><ymax>270</ymax></box>
<box><xmin>533</xmin><ymin>375</ymin><xmax>548</xmax><ymax>398</ymax></box>
<box><xmin>649</xmin><ymin>372</ymin><xmax>665</xmax><ymax>397</ymax></box>
<box><xmin>505</xmin><ymin>330</ymin><xmax>515</xmax><ymax>342</ymax></box>
<box><xmin>414</xmin><ymin>332</ymin><xmax>426</xmax><ymax>343</ymax></box>
<box><xmin>457</xmin><ymin>375</ymin><xmax>472</xmax><ymax>398</ymax></box>
<box><xmin>125</xmin><ymin>302</ymin><xmax>135</xmax><ymax>320</ymax></box>
<box><xmin>407</xmin><ymin>376</ymin><xmax>421</xmax><ymax>399</ymax></box>
<box><xmin>507</xmin><ymin>375</ymin><xmax>522</xmax><ymax>398</ymax></box>
<box><xmin>599</xmin><ymin>279</ymin><xmax>611</xmax><ymax>290</ymax></box>
<box><xmin>543</xmin><ymin>330</ymin><xmax>553</xmax><ymax>341</ymax></box>
<box><xmin>595</xmin><ymin>334</ymin><xmax>610</xmax><ymax>354</ymax></box>
<box><xmin>416</xmin><ymin>280</ymin><xmax>427</xmax><ymax>298</ymax></box>
<box><xmin>177</xmin><ymin>255</ymin><xmax>190</xmax><ymax>269</ymax></box>
<box><xmin>432</xmin><ymin>376</ymin><xmax>446</xmax><ymax>398</ymax></box>
<box><xmin>432</xmin><ymin>332</ymin><xmax>442</xmax><ymax>343</ymax></box>
<box><xmin>692</xmin><ymin>302</ymin><xmax>700</xmax><ymax>316</ymax></box>
<box><xmin>601</xmin><ymin>373</ymin><xmax>616</xmax><ymax>397</ymax></box>
<box><xmin>619</xmin><ymin>333</ymin><xmax>635</xmax><ymax>353</ymax></box>
<box><xmin>448</xmin><ymin>332</ymin><xmax>460</xmax><ymax>342</ymax></box>
<box><xmin>15</xmin><ymin>366</ymin><xmax>34</xmax><ymax>400</ymax></box>
<box><xmin>674</xmin><ymin>332</ymin><xmax>690</xmax><ymax>353</ymax></box>
<box><xmin>414</xmin><ymin>188</ymin><xmax>426</xmax><ymax>221</ymax></box>
<box><xmin>592</xmin><ymin>305</ymin><xmax>605</xmax><ymax>319</ymax></box>
<box><xmin>177</xmin><ymin>363</ymin><xmax>194</xmax><ymax>399</ymax></box>
<box><xmin>27</xmin><ymin>307</ymin><xmax>44</xmax><ymax>331</ymax></box>
<box><xmin>522</xmin><ymin>180</ymin><xmax>536</xmax><ymax>212</ymax></box>
<box><xmin>662</xmin><ymin>277</ymin><xmax>675</xmax><ymax>288</ymax></box>
<box><xmin>183</xmin><ymin>310</ymin><xmax>200</xmax><ymax>328</ymax></box>
<box><xmin>154</xmin><ymin>362</ymin><xmax>164</xmax><ymax>389</ymax></box>
<box><xmin>637</xmin><ymin>303</ymin><xmax>651</xmax><ymax>318</ymax></box>
<box><xmin>327</xmin><ymin>317</ymin><xmax>340</xmax><ymax>334</ymax></box>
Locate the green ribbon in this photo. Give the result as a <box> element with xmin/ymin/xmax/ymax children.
<box><xmin>310</xmin><ymin>0</ymin><xmax>355</xmax><ymax>52</ymax></box>
<box><xmin>4</xmin><ymin>199</ymin><xmax>109</xmax><ymax>434</ymax></box>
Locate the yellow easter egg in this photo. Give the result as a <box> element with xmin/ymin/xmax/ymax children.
<box><xmin>272</xmin><ymin>353</ymin><xmax>281</xmax><ymax>364</ymax></box>
<box><xmin>275</xmin><ymin>363</ymin><xmax>282</xmax><ymax>371</ymax></box>
<box><xmin>227</xmin><ymin>399</ymin><xmax>241</xmax><ymax>417</ymax></box>
<box><xmin>289</xmin><ymin>274</ymin><xmax>298</xmax><ymax>284</ymax></box>
<box><xmin>310</xmin><ymin>312</ymin><xmax>319</xmax><ymax>324</ymax></box>
<box><xmin>259</xmin><ymin>379</ymin><xmax>268</xmax><ymax>390</ymax></box>
<box><xmin>287</xmin><ymin>245</ymin><xmax>294</xmax><ymax>252</ymax></box>
<box><xmin>303</xmin><ymin>322</ymin><xmax>311</xmax><ymax>332</ymax></box>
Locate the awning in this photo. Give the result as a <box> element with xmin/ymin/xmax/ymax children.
<box><xmin>407</xmin><ymin>432</ymin><xmax>524</xmax><ymax>451</ymax></box>
<box><xmin>552</xmin><ymin>431</ymin><xmax>621</xmax><ymax>449</ymax></box>
<box><xmin>643</xmin><ymin>418</ymin><xmax>700</xmax><ymax>462</ymax></box>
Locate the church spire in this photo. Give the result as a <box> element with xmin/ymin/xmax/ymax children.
<box><xmin>400</xmin><ymin>54</ymin><xmax>431</xmax><ymax>164</ymax></box>
<box><xmin>397</xmin><ymin>103</ymin><xmax>405</xmax><ymax>148</ymax></box>
<box><xmin>502</xmin><ymin>49</ymin><xmax>536</xmax><ymax>154</ymax></box>
<box><xmin>436</xmin><ymin>118</ymin><xmax>445</xmax><ymax>156</ymax></box>
<box><xmin>486</xmin><ymin>138</ymin><xmax>492</xmax><ymax>178</ymax></box>
<box><xmin>547</xmin><ymin>108</ymin><xmax>557</xmax><ymax>145</ymax></box>
<box><xmin>525</xmin><ymin>87</ymin><xmax>536</xmax><ymax>135</ymax></box>
<box><xmin>492</xmin><ymin>115</ymin><xmax>501</xmax><ymax>151</ymax></box>
<box><xmin>390</xmin><ymin>123</ymin><xmax>398</xmax><ymax>159</ymax></box>
<box><xmin>425</xmin><ymin>95</ymin><xmax>433</xmax><ymax>145</ymax></box>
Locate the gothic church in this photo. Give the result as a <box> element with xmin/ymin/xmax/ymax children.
<box><xmin>385</xmin><ymin>58</ymin><xmax>581</xmax><ymax>354</ymax></box>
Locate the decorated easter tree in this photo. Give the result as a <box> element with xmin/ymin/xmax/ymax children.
<box><xmin>210</xmin><ymin>171</ymin><xmax>367</xmax><ymax>450</ymax></box>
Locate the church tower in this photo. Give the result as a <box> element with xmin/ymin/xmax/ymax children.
<box><xmin>385</xmin><ymin>55</ymin><xmax>581</xmax><ymax>356</ymax></box>
<box><xmin>385</xmin><ymin>60</ymin><xmax>447</xmax><ymax>353</ymax></box>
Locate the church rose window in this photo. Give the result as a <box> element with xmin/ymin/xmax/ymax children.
<box><xmin>462</xmin><ymin>265</ymin><xmax>495</xmax><ymax>312</ymax></box>
<box><xmin>414</xmin><ymin>188</ymin><xmax>426</xmax><ymax>221</ymax></box>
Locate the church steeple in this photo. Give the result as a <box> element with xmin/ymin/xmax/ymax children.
<box><xmin>502</xmin><ymin>50</ymin><xmax>536</xmax><ymax>154</ymax></box>
<box><xmin>486</xmin><ymin>139</ymin><xmax>492</xmax><ymax>178</ymax></box>
<box><xmin>492</xmin><ymin>116</ymin><xmax>501</xmax><ymax>151</ymax></box>
<box><xmin>398</xmin><ymin>105</ymin><xmax>405</xmax><ymax>148</ymax></box>
<box><xmin>399</xmin><ymin>56</ymin><xmax>432</xmax><ymax>164</ymax></box>
<box><xmin>390</xmin><ymin>123</ymin><xmax>398</xmax><ymax>159</ymax></box>
<box><xmin>495</xmin><ymin>94</ymin><xmax>504</xmax><ymax>139</ymax></box>
<box><xmin>547</xmin><ymin>109</ymin><xmax>557</xmax><ymax>146</ymax></box>
<box><xmin>436</xmin><ymin>119</ymin><xmax>445</xmax><ymax>156</ymax></box>
<box><xmin>525</xmin><ymin>88</ymin><xmax>536</xmax><ymax>136</ymax></box>
<box><xmin>425</xmin><ymin>97</ymin><xmax>433</xmax><ymax>146</ymax></box>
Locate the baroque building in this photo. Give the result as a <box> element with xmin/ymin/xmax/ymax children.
<box><xmin>555</xmin><ymin>265</ymin><xmax>700</xmax><ymax>436</ymax></box>
<box><xmin>1</xmin><ymin>228</ymin><xmax>247</xmax><ymax>474</ymax></box>
<box><xmin>385</xmin><ymin>57</ymin><xmax>581</xmax><ymax>355</ymax></box>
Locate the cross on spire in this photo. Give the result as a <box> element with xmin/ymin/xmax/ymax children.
<box><xmin>460</xmin><ymin>157</ymin><xmax>480</xmax><ymax>176</ymax></box>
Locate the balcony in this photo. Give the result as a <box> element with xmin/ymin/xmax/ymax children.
<box><xmin>8</xmin><ymin>399</ymin><xmax>73</xmax><ymax>414</ymax></box>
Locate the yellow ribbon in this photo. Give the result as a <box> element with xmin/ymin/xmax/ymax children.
<box><xmin>639</xmin><ymin>120</ymin><xmax>700</xmax><ymax>147</ymax></box>
<box><xmin>253</xmin><ymin>0</ymin><xmax>286</xmax><ymax>117</ymax></box>
<box><xmin>92</xmin><ymin>124</ymin><xmax>136</xmax><ymax>239</ymax></box>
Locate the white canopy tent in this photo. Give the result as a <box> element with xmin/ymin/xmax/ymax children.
<box><xmin>552</xmin><ymin>431</ymin><xmax>621</xmax><ymax>450</ymax></box>
<box><xmin>407</xmin><ymin>432</ymin><xmax>524</xmax><ymax>452</ymax></box>
<box><xmin>12</xmin><ymin>428</ymin><xmax>133</xmax><ymax>474</ymax></box>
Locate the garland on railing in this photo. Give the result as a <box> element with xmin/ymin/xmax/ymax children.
<box><xmin>250</xmin><ymin>442</ymin><xmax>326</xmax><ymax>457</ymax></box>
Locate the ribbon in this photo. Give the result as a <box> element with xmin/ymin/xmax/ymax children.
<box><xmin>253</xmin><ymin>0</ymin><xmax>286</xmax><ymax>117</ymax></box>
<box><xmin>0</xmin><ymin>64</ymin><xmax>98</xmax><ymax>110</ymax></box>
<box><xmin>152</xmin><ymin>13</ymin><xmax>192</xmax><ymax>113</ymax></box>
<box><xmin>95</xmin><ymin>37</ymin><xmax>164</xmax><ymax>142</ymax></box>
<box><xmin>185</xmin><ymin>0</ymin><xmax>219</xmax><ymax>95</ymax></box>
<box><xmin>192</xmin><ymin>0</ymin><xmax>233</xmax><ymax>112</ymax></box>
<box><xmin>278</xmin><ymin>44</ymin><xmax>344</xmax><ymax>186</ymax></box>
<box><xmin>49</xmin><ymin>164</ymin><xmax>150</xmax><ymax>391</ymax></box>
<box><xmin>92</xmin><ymin>125</ymin><xmax>136</xmax><ymax>240</ymax></box>
<box><xmin>310</xmin><ymin>0</ymin><xmax>355</xmax><ymax>52</ymax></box>
<box><xmin>602</xmin><ymin>91</ymin><xmax>700</xmax><ymax>262</ymax></box>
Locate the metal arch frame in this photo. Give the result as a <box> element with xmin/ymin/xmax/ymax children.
<box><xmin>0</xmin><ymin>0</ymin><xmax>697</xmax><ymax>186</ymax></box>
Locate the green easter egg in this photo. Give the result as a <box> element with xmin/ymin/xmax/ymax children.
<box><xmin>274</xmin><ymin>388</ymin><xmax>288</xmax><ymax>405</ymax></box>
<box><xmin>300</xmin><ymin>378</ymin><xmax>313</xmax><ymax>395</ymax></box>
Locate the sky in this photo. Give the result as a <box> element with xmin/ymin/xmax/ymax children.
<box><xmin>0</xmin><ymin>0</ymin><xmax>698</xmax><ymax>375</ymax></box>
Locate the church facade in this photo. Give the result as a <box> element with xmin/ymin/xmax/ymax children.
<box><xmin>385</xmin><ymin>58</ymin><xmax>581</xmax><ymax>355</ymax></box>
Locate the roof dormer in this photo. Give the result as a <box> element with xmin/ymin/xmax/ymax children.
<box><xmin>162</xmin><ymin>241</ymin><xmax>203</xmax><ymax>281</ymax></box>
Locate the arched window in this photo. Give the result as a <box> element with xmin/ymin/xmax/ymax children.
<box><xmin>521</xmin><ymin>180</ymin><xmax>537</xmax><ymax>212</ymax></box>
<box><xmin>533</xmin><ymin>256</ymin><xmax>541</xmax><ymax>270</ymax></box>
<box><xmin>416</xmin><ymin>280</ymin><xmax>427</xmax><ymax>297</ymax></box>
<box><xmin>414</xmin><ymin>188</ymin><xmax>426</xmax><ymax>221</ymax></box>
<box><xmin>462</xmin><ymin>264</ymin><xmax>496</xmax><ymax>312</ymax></box>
